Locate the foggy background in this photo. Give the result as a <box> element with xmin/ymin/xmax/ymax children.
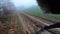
<box><xmin>11</xmin><ymin>0</ymin><xmax>38</xmax><ymax>10</ymax></box>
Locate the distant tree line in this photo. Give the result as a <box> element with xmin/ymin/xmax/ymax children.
<box><xmin>0</xmin><ymin>0</ymin><xmax>16</xmax><ymax>21</ymax></box>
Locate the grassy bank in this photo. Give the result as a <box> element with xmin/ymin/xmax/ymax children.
<box><xmin>24</xmin><ymin>6</ymin><xmax>60</xmax><ymax>22</ymax></box>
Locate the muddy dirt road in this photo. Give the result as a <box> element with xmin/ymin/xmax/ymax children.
<box><xmin>18</xmin><ymin>12</ymin><xmax>60</xmax><ymax>34</ymax></box>
<box><xmin>1</xmin><ymin>11</ymin><xmax>60</xmax><ymax>34</ymax></box>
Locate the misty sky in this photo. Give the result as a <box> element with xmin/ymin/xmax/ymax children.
<box><xmin>11</xmin><ymin>0</ymin><xmax>38</xmax><ymax>8</ymax></box>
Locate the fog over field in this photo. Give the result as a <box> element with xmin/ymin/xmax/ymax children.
<box><xmin>11</xmin><ymin>0</ymin><xmax>38</xmax><ymax>10</ymax></box>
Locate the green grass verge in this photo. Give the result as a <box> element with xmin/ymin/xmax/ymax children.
<box><xmin>24</xmin><ymin>6</ymin><xmax>60</xmax><ymax>21</ymax></box>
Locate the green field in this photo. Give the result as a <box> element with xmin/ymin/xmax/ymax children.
<box><xmin>24</xmin><ymin>6</ymin><xmax>60</xmax><ymax>22</ymax></box>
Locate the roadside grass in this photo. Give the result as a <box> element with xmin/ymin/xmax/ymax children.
<box><xmin>24</xmin><ymin>6</ymin><xmax>60</xmax><ymax>22</ymax></box>
<box><xmin>14</xmin><ymin>15</ymin><xmax>24</xmax><ymax>34</ymax></box>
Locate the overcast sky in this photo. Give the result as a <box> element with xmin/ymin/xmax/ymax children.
<box><xmin>11</xmin><ymin>0</ymin><xmax>38</xmax><ymax>8</ymax></box>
